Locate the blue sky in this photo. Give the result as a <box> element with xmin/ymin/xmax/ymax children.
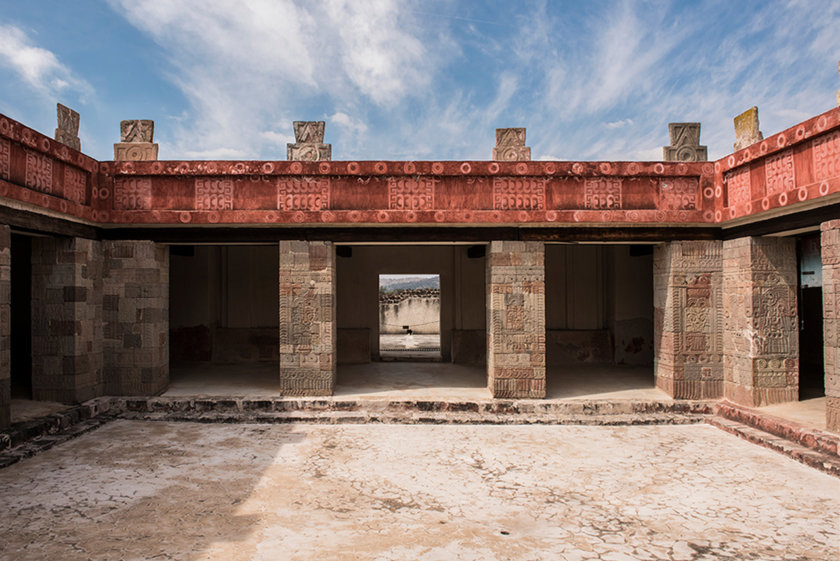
<box><xmin>0</xmin><ymin>0</ymin><xmax>838</xmax><ymax>162</ymax></box>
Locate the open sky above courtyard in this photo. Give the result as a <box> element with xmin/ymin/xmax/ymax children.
<box><xmin>1</xmin><ymin>1</ymin><xmax>839</xmax><ymax>163</ymax></box>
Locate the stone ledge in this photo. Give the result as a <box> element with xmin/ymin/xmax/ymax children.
<box><xmin>707</xmin><ymin>416</ymin><xmax>840</xmax><ymax>478</ymax></box>
<box><xmin>715</xmin><ymin>400</ymin><xmax>839</xmax><ymax>457</ymax></box>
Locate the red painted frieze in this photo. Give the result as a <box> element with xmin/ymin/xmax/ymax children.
<box><xmin>1</xmin><ymin>109</ymin><xmax>838</xmax><ymax>228</ymax></box>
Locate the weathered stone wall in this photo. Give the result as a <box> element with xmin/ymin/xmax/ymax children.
<box><xmin>823</xmin><ymin>220</ymin><xmax>840</xmax><ymax>431</ymax></box>
<box><xmin>31</xmin><ymin>237</ymin><xmax>103</xmax><ymax>403</ymax></box>
<box><xmin>102</xmin><ymin>241</ymin><xmax>169</xmax><ymax>395</ymax></box>
<box><xmin>278</xmin><ymin>241</ymin><xmax>335</xmax><ymax>396</ymax></box>
<box><xmin>654</xmin><ymin>241</ymin><xmax>724</xmax><ymax>399</ymax></box>
<box><xmin>723</xmin><ymin>237</ymin><xmax>798</xmax><ymax>406</ymax></box>
<box><xmin>487</xmin><ymin>241</ymin><xmax>545</xmax><ymax>398</ymax></box>
<box><xmin>0</xmin><ymin>225</ymin><xmax>9</xmax><ymax>428</ymax></box>
<box><xmin>379</xmin><ymin>296</ymin><xmax>440</xmax><ymax>334</ymax></box>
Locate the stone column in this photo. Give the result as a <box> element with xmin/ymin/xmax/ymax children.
<box><xmin>823</xmin><ymin>220</ymin><xmax>840</xmax><ymax>431</ymax></box>
<box><xmin>487</xmin><ymin>241</ymin><xmax>545</xmax><ymax>398</ymax></box>
<box><xmin>31</xmin><ymin>237</ymin><xmax>103</xmax><ymax>403</ymax></box>
<box><xmin>0</xmin><ymin>226</ymin><xmax>9</xmax><ymax>428</ymax></box>
<box><xmin>278</xmin><ymin>241</ymin><xmax>336</xmax><ymax>396</ymax></box>
<box><xmin>723</xmin><ymin>237</ymin><xmax>798</xmax><ymax>406</ymax></box>
<box><xmin>102</xmin><ymin>241</ymin><xmax>169</xmax><ymax>395</ymax></box>
<box><xmin>653</xmin><ymin>241</ymin><xmax>724</xmax><ymax>399</ymax></box>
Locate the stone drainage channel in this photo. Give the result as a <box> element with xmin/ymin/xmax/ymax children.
<box><xmin>1</xmin><ymin>397</ymin><xmax>839</xmax><ymax>477</ymax></box>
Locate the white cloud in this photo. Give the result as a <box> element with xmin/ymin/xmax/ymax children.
<box><xmin>106</xmin><ymin>0</ymin><xmax>443</xmax><ymax>158</ymax></box>
<box><xmin>0</xmin><ymin>24</ymin><xmax>92</xmax><ymax>99</ymax></box>
<box><xmin>605</xmin><ymin>118</ymin><xmax>633</xmax><ymax>130</ymax></box>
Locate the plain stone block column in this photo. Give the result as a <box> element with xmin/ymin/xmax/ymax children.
<box><xmin>278</xmin><ymin>241</ymin><xmax>336</xmax><ymax>396</ymax></box>
<box><xmin>653</xmin><ymin>241</ymin><xmax>724</xmax><ymax>399</ymax></box>
<box><xmin>31</xmin><ymin>237</ymin><xmax>103</xmax><ymax>403</ymax></box>
<box><xmin>823</xmin><ymin>220</ymin><xmax>840</xmax><ymax>431</ymax></box>
<box><xmin>487</xmin><ymin>241</ymin><xmax>545</xmax><ymax>398</ymax></box>
<box><xmin>102</xmin><ymin>241</ymin><xmax>169</xmax><ymax>395</ymax></box>
<box><xmin>723</xmin><ymin>237</ymin><xmax>798</xmax><ymax>406</ymax></box>
<box><xmin>0</xmin><ymin>225</ymin><xmax>9</xmax><ymax>428</ymax></box>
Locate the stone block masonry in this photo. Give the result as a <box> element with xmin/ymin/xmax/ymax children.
<box><xmin>0</xmin><ymin>226</ymin><xmax>9</xmax><ymax>429</ymax></box>
<box><xmin>278</xmin><ymin>241</ymin><xmax>336</xmax><ymax>396</ymax></box>
<box><xmin>102</xmin><ymin>241</ymin><xmax>169</xmax><ymax>395</ymax></box>
<box><xmin>723</xmin><ymin>237</ymin><xmax>798</xmax><ymax>407</ymax></box>
<box><xmin>824</xmin><ymin>220</ymin><xmax>840</xmax><ymax>431</ymax></box>
<box><xmin>487</xmin><ymin>241</ymin><xmax>545</xmax><ymax>398</ymax></box>
<box><xmin>31</xmin><ymin>237</ymin><xmax>104</xmax><ymax>403</ymax></box>
<box><xmin>654</xmin><ymin>241</ymin><xmax>723</xmax><ymax>399</ymax></box>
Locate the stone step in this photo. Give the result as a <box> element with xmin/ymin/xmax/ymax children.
<box><xmin>707</xmin><ymin>416</ymin><xmax>840</xmax><ymax>478</ymax></box>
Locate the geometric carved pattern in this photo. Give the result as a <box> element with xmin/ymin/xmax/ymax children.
<box><xmin>764</xmin><ymin>149</ymin><xmax>795</xmax><ymax>196</ymax></box>
<box><xmin>24</xmin><ymin>150</ymin><xmax>53</xmax><ymax>193</ymax></box>
<box><xmin>725</xmin><ymin>167</ymin><xmax>751</xmax><ymax>206</ymax></box>
<box><xmin>659</xmin><ymin>178</ymin><xmax>699</xmax><ymax>210</ymax></box>
<box><xmin>195</xmin><ymin>178</ymin><xmax>234</xmax><ymax>210</ymax></box>
<box><xmin>492</xmin><ymin>128</ymin><xmax>531</xmax><ymax>161</ymax></box>
<box><xmin>63</xmin><ymin>166</ymin><xmax>86</xmax><ymax>204</ymax></box>
<box><xmin>813</xmin><ymin>130</ymin><xmax>840</xmax><ymax>181</ymax></box>
<box><xmin>663</xmin><ymin>123</ymin><xmax>707</xmax><ymax>162</ymax></box>
<box><xmin>55</xmin><ymin>103</ymin><xmax>81</xmax><ymax>151</ymax></box>
<box><xmin>120</xmin><ymin>120</ymin><xmax>154</xmax><ymax>142</ymax></box>
<box><xmin>584</xmin><ymin>178</ymin><xmax>622</xmax><ymax>209</ymax></box>
<box><xmin>287</xmin><ymin>121</ymin><xmax>331</xmax><ymax>161</ymax></box>
<box><xmin>493</xmin><ymin>178</ymin><xmax>545</xmax><ymax>210</ymax></box>
<box><xmin>113</xmin><ymin>178</ymin><xmax>152</xmax><ymax>210</ymax></box>
<box><xmin>389</xmin><ymin>177</ymin><xmax>435</xmax><ymax>210</ymax></box>
<box><xmin>0</xmin><ymin>138</ymin><xmax>8</xmax><ymax>181</ymax></box>
<box><xmin>277</xmin><ymin>178</ymin><xmax>330</xmax><ymax>210</ymax></box>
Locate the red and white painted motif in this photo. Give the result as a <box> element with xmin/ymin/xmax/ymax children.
<box><xmin>659</xmin><ymin>178</ymin><xmax>699</xmax><ymax>210</ymax></box>
<box><xmin>584</xmin><ymin>178</ymin><xmax>622</xmax><ymax>210</ymax></box>
<box><xmin>277</xmin><ymin>177</ymin><xmax>330</xmax><ymax>211</ymax></box>
<box><xmin>24</xmin><ymin>150</ymin><xmax>53</xmax><ymax>193</ymax></box>
<box><xmin>114</xmin><ymin>178</ymin><xmax>152</xmax><ymax>210</ymax></box>
<box><xmin>388</xmin><ymin>177</ymin><xmax>435</xmax><ymax>210</ymax></box>
<box><xmin>813</xmin><ymin>130</ymin><xmax>840</xmax><ymax>181</ymax></box>
<box><xmin>195</xmin><ymin>178</ymin><xmax>234</xmax><ymax>210</ymax></box>
<box><xmin>725</xmin><ymin>167</ymin><xmax>751</xmax><ymax>206</ymax></box>
<box><xmin>63</xmin><ymin>167</ymin><xmax>86</xmax><ymax>204</ymax></box>
<box><xmin>0</xmin><ymin>138</ymin><xmax>9</xmax><ymax>180</ymax></box>
<box><xmin>764</xmin><ymin>149</ymin><xmax>795</xmax><ymax>196</ymax></box>
<box><xmin>492</xmin><ymin>178</ymin><xmax>545</xmax><ymax>210</ymax></box>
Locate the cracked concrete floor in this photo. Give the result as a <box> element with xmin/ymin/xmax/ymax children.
<box><xmin>0</xmin><ymin>421</ymin><xmax>838</xmax><ymax>561</ymax></box>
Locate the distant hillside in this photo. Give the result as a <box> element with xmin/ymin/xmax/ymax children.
<box><xmin>379</xmin><ymin>275</ymin><xmax>440</xmax><ymax>292</ymax></box>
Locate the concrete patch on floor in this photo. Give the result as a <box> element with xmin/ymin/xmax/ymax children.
<box><xmin>0</xmin><ymin>421</ymin><xmax>837</xmax><ymax>560</ymax></box>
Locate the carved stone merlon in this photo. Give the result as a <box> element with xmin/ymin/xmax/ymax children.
<box><xmin>733</xmin><ymin>107</ymin><xmax>763</xmax><ymax>151</ymax></box>
<box><xmin>836</xmin><ymin>60</ymin><xmax>839</xmax><ymax>106</ymax></box>
<box><xmin>663</xmin><ymin>123</ymin><xmax>707</xmax><ymax>162</ymax></box>
<box><xmin>287</xmin><ymin>121</ymin><xmax>331</xmax><ymax>161</ymax></box>
<box><xmin>492</xmin><ymin>128</ymin><xmax>531</xmax><ymax>161</ymax></box>
<box><xmin>114</xmin><ymin>119</ymin><xmax>158</xmax><ymax>161</ymax></box>
<box><xmin>55</xmin><ymin>103</ymin><xmax>80</xmax><ymax>151</ymax></box>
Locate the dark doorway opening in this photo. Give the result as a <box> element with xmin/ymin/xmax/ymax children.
<box><xmin>10</xmin><ymin>234</ymin><xmax>32</xmax><ymax>399</ymax></box>
<box><xmin>797</xmin><ymin>234</ymin><xmax>824</xmax><ymax>400</ymax></box>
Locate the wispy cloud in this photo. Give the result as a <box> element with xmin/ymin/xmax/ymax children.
<box><xmin>0</xmin><ymin>24</ymin><xmax>92</xmax><ymax>100</ymax></box>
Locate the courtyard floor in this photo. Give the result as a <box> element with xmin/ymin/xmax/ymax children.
<box><xmin>0</xmin><ymin>421</ymin><xmax>837</xmax><ymax>560</ymax></box>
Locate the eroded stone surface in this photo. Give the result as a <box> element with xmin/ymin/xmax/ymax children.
<box><xmin>54</xmin><ymin>103</ymin><xmax>80</xmax><ymax>151</ymax></box>
<box><xmin>733</xmin><ymin>106</ymin><xmax>763</xmax><ymax>151</ymax></box>
<box><xmin>662</xmin><ymin>123</ymin><xmax>707</xmax><ymax>162</ymax></box>
<box><xmin>492</xmin><ymin>127</ymin><xmax>531</xmax><ymax>161</ymax></box>
<box><xmin>0</xmin><ymin>421</ymin><xmax>837</xmax><ymax>560</ymax></box>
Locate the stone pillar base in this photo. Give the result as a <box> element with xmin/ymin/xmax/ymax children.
<box><xmin>487</xmin><ymin>241</ymin><xmax>545</xmax><ymax>399</ymax></box>
<box><xmin>653</xmin><ymin>241</ymin><xmax>724</xmax><ymax>400</ymax></box>
<box><xmin>278</xmin><ymin>241</ymin><xmax>335</xmax><ymax>396</ymax></box>
<box><xmin>823</xmin><ymin>220</ymin><xmax>840</xmax><ymax>432</ymax></box>
<box><xmin>723</xmin><ymin>237</ymin><xmax>798</xmax><ymax>408</ymax></box>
